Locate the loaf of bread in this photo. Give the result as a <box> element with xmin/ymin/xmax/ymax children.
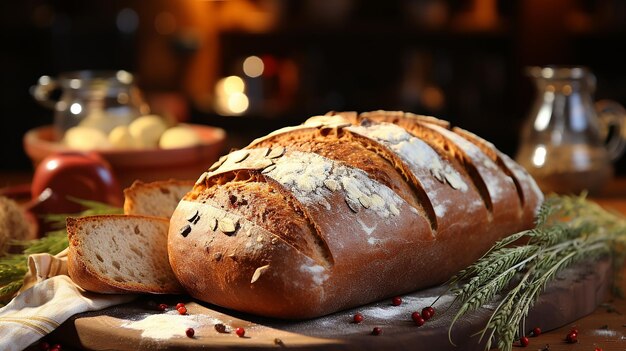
<box><xmin>0</xmin><ymin>196</ymin><xmax>37</xmax><ymax>255</ymax></box>
<box><xmin>168</xmin><ymin>111</ymin><xmax>543</xmax><ymax>319</ymax></box>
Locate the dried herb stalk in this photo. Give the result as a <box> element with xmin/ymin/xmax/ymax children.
<box><xmin>446</xmin><ymin>194</ymin><xmax>626</xmax><ymax>351</ymax></box>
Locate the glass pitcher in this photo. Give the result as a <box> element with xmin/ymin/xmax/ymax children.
<box><xmin>32</xmin><ymin>70</ymin><xmax>149</xmax><ymax>141</ymax></box>
<box><xmin>515</xmin><ymin>66</ymin><xmax>626</xmax><ymax>195</ymax></box>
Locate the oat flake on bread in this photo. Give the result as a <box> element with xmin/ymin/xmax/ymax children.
<box><xmin>167</xmin><ymin>110</ymin><xmax>543</xmax><ymax>319</ymax></box>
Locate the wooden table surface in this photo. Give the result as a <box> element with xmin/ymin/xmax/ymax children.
<box><xmin>2</xmin><ymin>171</ymin><xmax>626</xmax><ymax>351</ymax></box>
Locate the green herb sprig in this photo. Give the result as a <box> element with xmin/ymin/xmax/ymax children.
<box><xmin>446</xmin><ymin>194</ymin><xmax>626</xmax><ymax>351</ymax></box>
<box><xmin>0</xmin><ymin>198</ymin><xmax>121</xmax><ymax>305</ymax></box>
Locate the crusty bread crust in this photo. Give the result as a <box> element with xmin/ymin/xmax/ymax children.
<box><xmin>168</xmin><ymin>111</ymin><xmax>544</xmax><ymax>319</ymax></box>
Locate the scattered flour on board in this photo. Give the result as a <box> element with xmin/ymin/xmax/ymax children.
<box><xmin>121</xmin><ymin>310</ymin><xmax>223</xmax><ymax>340</ymax></box>
<box><xmin>360</xmin><ymin>295</ymin><xmax>455</xmax><ymax>320</ymax></box>
<box><xmin>592</xmin><ymin>329</ymin><xmax>619</xmax><ymax>337</ymax></box>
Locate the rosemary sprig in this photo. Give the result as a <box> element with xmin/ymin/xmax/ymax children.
<box><xmin>0</xmin><ymin>199</ymin><xmax>121</xmax><ymax>305</ymax></box>
<box><xmin>446</xmin><ymin>194</ymin><xmax>626</xmax><ymax>351</ymax></box>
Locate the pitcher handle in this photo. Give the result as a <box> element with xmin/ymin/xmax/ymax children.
<box><xmin>596</xmin><ymin>99</ymin><xmax>626</xmax><ymax>162</ymax></box>
<box><xmin>30</xmin><ymin>75</ymin><xmax>59</xmax><ymax>110</ymax></box>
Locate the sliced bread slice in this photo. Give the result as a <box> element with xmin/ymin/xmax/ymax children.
<box><xmin>67</xmin><ymin>214</ymin><xmax>184</xmax><ymax>294</ymax></box>
<box><xmin>123</xmin><ymin>179</ymin><xmax>194</xmax><ymax>218</ymax></box>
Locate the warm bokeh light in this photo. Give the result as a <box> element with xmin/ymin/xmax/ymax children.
<box><xmin>70</xmin><ymin>103</ymin><xmax>82</xmax><ymax>115</ymax></box>
<box><xmin>38</xmin><ymin>75</ymin><xmax>51</xmax><ymax>85</ymax></box>
<box><xmin>216</xmin><ymin>76</ymin><xmax>245</xmax><ymax>95</ymax></box>
<box><xmin>116</xmin><ymin>70</ymin><xmax>133</xmax><ymax>84</ymax></box>
<box><xmin>227</xmin><ymin>92</ymin><xmax>249</xmax><ymax>114</ymax></box>
<box><xmin>69</xmin><ymin>79</ymin><xmax>81</xmax><ymax>89</ymax></box>
<box><xmin>533</xmin><ymin>90</ymin><xmax>554</xmax><ymax>131</ymax></box>
<box><xmin>532</xmin><ymin>145</ymin><xmax>547</xmax><ymax>167</ymax></box>
<box><xmin>214</xmin><ymin>75</ymin><xmax>249</xmax><ymax>115</ymax></box>
<box><xmin>243</xmin><ymin>56</ymin><xmax>264</xmax><ymax>78</ymax></box>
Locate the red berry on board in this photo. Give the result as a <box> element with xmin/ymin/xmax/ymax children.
<box><xmin>392</xmin><ymin>296</ymin><xmax>402</xmax><ymax>306</ymax></box>
<box><xmin>531</xmin><ymin>327</ymin><xmax>541</xmax><ymax>337</ymax></box>
<box><xmin>52</xmin><ymin>344</ymin><xmax>62</xmax><ymax>350</ymax></box>
<box><xmin>186</xmin><ymin>327</ymin><xmax>195</xmax><ymax>338</ymax></box>
<box><xmin>595</xmin><ymin>348</ymin><xmax>603</xmax><ymax>351</ymax></box>
<box><xmin>411</xmin><ymin>311</ymin><xmax>421</xmax><ymax>321</ymax></box>
<box><xmin>371</xmin><ymin>327</ymin><xmax>383</xmax><ymax>335</ymax></box>
<box><xmin>157</xmin><ymin>303</ymin><xmax>168</xmax><ymax>311</ymax></box>
<box><xmin>177</xmin><ymin>306</ymin><xmax>187</xmax><ymax>315</ymax></box>
<box><xmin>353</xmin><ymin>313</ymin><xmax>364</xmax><ymax>323</ymax></box>
<box><xmin>176</xmin><ymin>302</ymin><xmax>186</xmax><ymax>309</ymax></box>
<box><xmin>565</xmin><ymin>331</ymin><xmax>578</xmax><ymax>343</ymax></box>
<box><xmin>236</xmin><ymin>327</ymin><xmax>246</xmax><ymax>337</ymax></box>
<box><xmin>412</xmin><ymin>315</ymin><xmax>425</xmax><ymax>327</ymax></box>
<box><xmin>520</xmin><ymin>336</ymin><xmax>529</xmax><ymax>347</ymax></box>
<box><xmin>570</xmin><ymin>327</ymin><xmax>579</xmax><ymax>334</ymax></box>
<box><xmin>421</xmin><ymin>306</ymin><xmax>435</xmax><ymax>320</ymax></box>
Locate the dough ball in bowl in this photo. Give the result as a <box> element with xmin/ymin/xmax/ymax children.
<box><xmin>128</xmin><ymin>115</ymin><xmax>168</xmax><ymax>148</ymax></box>
<box><xmin>109</xmin><ymin>125</ymin><xmax>137</xmax><ymax>149</ymax></box>
<box><xmin>159</xmin><ymin>125</ymin><xmax>201</xmax><ymax>149</ymax></box>
<box><xmin>63</xmin><ymin>126</ymin><xmax>112</xmax><ymax>151</ymax></box>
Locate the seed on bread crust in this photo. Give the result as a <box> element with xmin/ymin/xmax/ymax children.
<box><xmin>345</xmin><ymin>198</ymin><xmax>360</xmax><ymax>213</ymax></box>
<box><xmin>218</xmin><ymin>218</ymin><xmax>238</xmax><ymax>235</ymax></box>
<box><xmin>231</xmin><ymin>151</ymin><xmax>250</xmax><ymax>164</ymax></box>
<box><xmin>261</xmin><ymin>164</ymin><xmax>277</xmax><ymax>174</ymax></box>
<box><xmin>209</xmin><ymin>156</ymin><xmax>228</xmax><ymax>172</ymax></box>
<box><xmin>210</xmin><ymin>217</ymin><xmax>218</xmax><ymax>231</ymax></box>
<box><xmin>195</xmin><ymin>172</ymin><xmax>208</xmax><ymax>185</ymax></box>
<box><xmin>358</xmin><ymin>196</ymin><xmax>372</xmax><ymax>209</ymax></box>
<box><xmin>266</xmin><ymin>146</ymin><xmax>285</xmax><ymax>159</ymax></box>
<box><xmin>323</xmin><ymin>179</ymin><xmax>339</xmax><ymax>191</ymax></box>
<box><xmin>250</xmin><ymin>264</ymin><xmax>270</xmax><ymax>284</ymax></box>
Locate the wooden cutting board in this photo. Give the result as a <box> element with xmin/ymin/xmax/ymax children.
<box><xmin>51</xmin><ymin>257</ymin><xmax>611</xmax><ymax>351</ymax></box>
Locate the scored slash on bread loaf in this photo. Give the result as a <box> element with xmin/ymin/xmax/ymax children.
<box><xmin>123</xmin><ymin>179</ymin><xmax>194</xmax><ymax>218</ymax></box>
<box><xmin>168</xmin><ymin>111</ymin><xmax>544</xmax><ymax>319</ymax></box>
<box><xmin>67</xmin><ymin>215</ymin><xmax>184</xmax><ymax>294</ymax></box>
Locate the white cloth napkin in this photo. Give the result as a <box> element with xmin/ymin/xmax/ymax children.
<box><xmin>0</xmin><ymin>249</ymin><xmax>136</xmax><ymax>351</ymax></box>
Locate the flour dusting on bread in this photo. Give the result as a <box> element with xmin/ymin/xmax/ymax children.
<box><xmin>266</xmin><ymin>151</ymin><xmax>405</xmax><ymax>219</ymax></box>
<box><xmin>347</xmin><ymin>123</ymin><xmax>468</xmax><ymax>193</ymax></box>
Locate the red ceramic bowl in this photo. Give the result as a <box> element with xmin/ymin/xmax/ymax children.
<box><xmin>24</xmin><ymin>124</ymin><xmax>226</xmax><ymax>189</ymax></box>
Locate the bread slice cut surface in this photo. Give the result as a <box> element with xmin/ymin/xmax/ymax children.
<box><xmin>67</xmin><ymin>214</ymin><xmax>183</xmax><ymax>294</ymax></box>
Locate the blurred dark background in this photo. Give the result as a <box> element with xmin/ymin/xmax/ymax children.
<box><xmin>2</xmin><ymin>0</ymin><xmax>626</xmax><ymax>173</ymax></box>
